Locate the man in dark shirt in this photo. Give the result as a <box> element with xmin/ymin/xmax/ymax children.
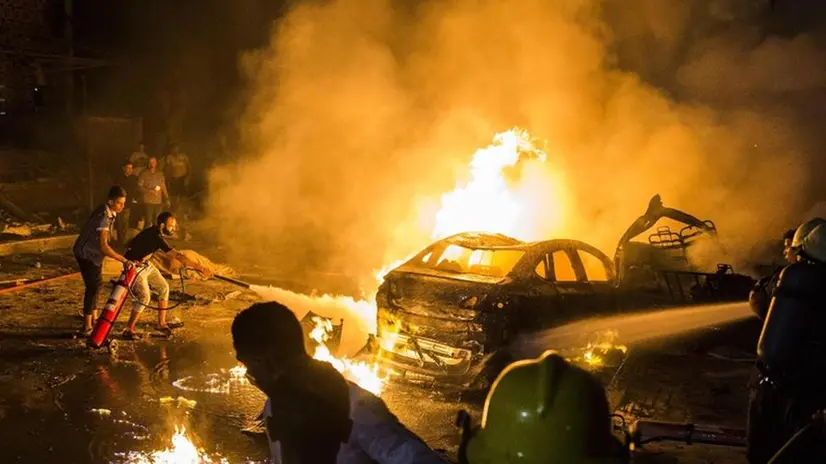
<box><xmin>122</xmin><ymin>211</ymin><xmax>211</xmax><ymax>338</ymax></box>
<box><xmin>72</xmin><ymin>186</ymin><xmax>135</xmax><ymax>335</ymax></box>
<box><xmin>232</xmin><ymin>302</ymin><xmax>353</xmax><ymax>464</ymax></box>
<box><xmin>114</xmin><ymin>160</ymin><xmax>139</xmax><ymax>248</ymax></box>
<box><xmin>234</xmin><ymin>302</ymin><xmax>445</xmax><ymax>464</ymax></box>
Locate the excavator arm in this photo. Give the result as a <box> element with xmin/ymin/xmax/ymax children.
<box><xmin>616</xmin><ymin>194</ymin><xmax>715</xmax><ymax>252</ymax></box>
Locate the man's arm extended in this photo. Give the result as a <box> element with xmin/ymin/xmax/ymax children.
<box><xmin>98</xmin><ymin>229</ymin><xmax>128</xmax><ymax>263</ymax></box>
<box><xmin>167</xmin><ymin>249</ymin><xmax>213</xmax><ymax>277</ymax></box>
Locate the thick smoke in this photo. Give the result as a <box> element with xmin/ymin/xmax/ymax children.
<box><xmin>208</xmin><ymin>0</ymin><xmax>826</xmax><ymax>292</ymax></box>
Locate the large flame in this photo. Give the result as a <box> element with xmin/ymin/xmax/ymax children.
<box><xmin>378</xmin><ymin>128</ymin><xmax>566</xmax><ymax>282</ymax></box>
<box><xmin>239</xmin><ymin>129</ymin><xmax>567</xmax><ymax>396</ymax></box>
<box><xmin>432</xmin><ymin>128</ymin><xmax>563</xmax><ymax>241</ymax></box>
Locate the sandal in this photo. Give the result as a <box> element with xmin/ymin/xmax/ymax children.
<box><xmin>122</xmin><ymin>330</ymin><xmax>144</xmax><ymax>341</ymax></box>
<box><xmin>166</xmin><ymin>320</ymin><xmax>184</xmax><ymax>330</ymax></box>
<box><xmin>156</xmin><ymin>326</ymin><xmax>174</xmax><ymax>338</ymax></box>
<box><xmin>78</xmin><ymin>327</ymin><xmax>93</xmax><ymax>337</ymax></box>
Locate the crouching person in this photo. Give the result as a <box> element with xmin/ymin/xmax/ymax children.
<box><xmin>122</xmin><ymin>212</ymin><xmax>211</xmax><ymax>339</ymax></box>
<box><xmin>232</xmin><ymin>302</ymin><xmax>447</xmax><ymax>464</ymax></box>
<box><xmin>457</xmin><ymin>351</ymin><xmax>628</xmax><ymax>464</ymax></box>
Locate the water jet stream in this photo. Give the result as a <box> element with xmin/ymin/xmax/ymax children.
<box><xmin>511</xmin><ymin>302</ymin><xmax>754</xmax><ymax>358</ymax></box>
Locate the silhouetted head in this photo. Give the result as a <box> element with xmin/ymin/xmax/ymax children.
<box><xmin>232</xmin><ymin>302</ymin><xmax>307</xmax><ymax>389</ymax></box>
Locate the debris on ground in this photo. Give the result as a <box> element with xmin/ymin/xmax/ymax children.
<box><xmin>208</xmin><ymin>290</ymin><xmax>244</xmax><ymax>304</ymax></box>
<box><xmin>0</xmin><ymin>205</ymin><xmax>74</xmax><ymax>239</ymax></box>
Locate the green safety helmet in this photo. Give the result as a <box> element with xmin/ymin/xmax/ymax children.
<box><xmin>462</xmin><ymin>351</ymin><xmax>624</xmax><ymax>464</ymax></box>
<box><xmin>791</xmin><ymin>217</ymin><xmax>826</xmax><ymax>263</ymax></box>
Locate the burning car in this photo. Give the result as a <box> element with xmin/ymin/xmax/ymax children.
<box><xmin>373</xmin><ymin>195</ymin><xmax>755</xmax><ymax>386</ymax></box>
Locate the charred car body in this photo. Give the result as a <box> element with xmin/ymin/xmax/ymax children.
<box><xmin>373</xmin><ymin>195</ymin><xmax>755</xmax><ymax>385</ymax></box>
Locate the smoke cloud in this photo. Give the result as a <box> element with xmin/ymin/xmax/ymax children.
<box><xmin>207</xmin><ymin>0</ymin><xmax>826</xmax><ymax>293</ymax></box>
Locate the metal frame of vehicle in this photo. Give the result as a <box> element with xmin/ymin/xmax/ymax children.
<box><xmin>372</xmin><ymin>198</ymin><xmax>755</xmax><ymax>386</ymax></box>
<box><xmin>374</xmin><ymin>232</ymin><xmax>625</xmax><ymax>385</ymax></box>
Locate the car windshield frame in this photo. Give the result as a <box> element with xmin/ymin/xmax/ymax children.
<box><xmin>407</xmin><ymin>243</ymin><xmax>526</xmax><ymax>278</ymax></box>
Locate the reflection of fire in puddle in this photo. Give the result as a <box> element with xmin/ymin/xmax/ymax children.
<box><xmin>172</xmin><ymin>366</ymin><xmax>249</xmax><ymax>394</ymax></box>
<box><xmin>115</xmin><ymin>426</ymin><xmax>230</xmax><ymax>464</ymax></box>
<box><xmin>552</xmin><ymin>330</ymin><xmax>629</xmax><ymax>370</ymax></box>
<box><xmin>158</xmin><ymin>396</ymin><xmax>197</xmax><ymax>410</ymax></box>
<box><xmin>90</xmin><ymin>408</ymin><xmax>150</xmax><ymax>441</ymax></box>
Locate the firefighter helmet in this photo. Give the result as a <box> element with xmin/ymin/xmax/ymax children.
<box><xmin>463</xmin><ymin>351</ymin><xmax>624</xmax><ymax>464</ymax></box>
<box><xmin>791</xmin><ymin>218</ymin><xmax>826</xmax><ymax>263</ymax></box>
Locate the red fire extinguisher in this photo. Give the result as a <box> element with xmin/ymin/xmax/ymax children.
<box><xmin>87</xmin><ymin>265</ymin><xmax>139</xmax><ymax>348</ymax></box>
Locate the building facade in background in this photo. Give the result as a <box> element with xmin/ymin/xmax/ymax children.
<box><xmin>0</xmin><ymin>0</ymin><xmax>67</xmax><ymax>117</ymax></box>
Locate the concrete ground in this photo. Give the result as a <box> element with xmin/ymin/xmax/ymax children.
<box><xmin>0</xmin><ymin>245</ymin><xmax>761</xmax><ymax>463</ymax></box>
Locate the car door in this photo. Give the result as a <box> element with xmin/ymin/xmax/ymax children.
<box><xmin>512</xmin><ymin>251</ymin><xmax>562</xmax><ymax>333</ymax></box>
<box><xmin>571</xmin><ymin>244</ymin><xmax>619</xmax><ymax>316</ymax></box>
<box><xmin>545</xmin><ymin>243</ymin><xmax>596</xmax><ymax>325</ymax></box>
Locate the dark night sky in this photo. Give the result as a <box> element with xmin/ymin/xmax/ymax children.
<box><xmin>67</xmin><ymin>0</ymin><xmax>288</xmax><ymax>146</ymax></box>
<box><xmin>62</xmin><ymin>0</ymin><xmax>826</xmax><ymax>155</ymax></box>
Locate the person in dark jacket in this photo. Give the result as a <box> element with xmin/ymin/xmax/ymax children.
<box><xmin>749</xmin><ymin>228</ymin><xmax>797</xmax><ymax>321</ymax></box>
<box><xmin>233</xmin><ymin>302</ymin><xmax>353</xmax><ymax>464</ymax></box>
<box><xmin>747</xmin><ymin>218</ymin><xmax>826</xmax><ymax>463</ymax></box>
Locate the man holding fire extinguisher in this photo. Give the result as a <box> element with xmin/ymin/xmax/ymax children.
<box><xmin>120</xmin><ymin>211</ymin><xmax>212</xmax><ymax>339</ymax></box>
<box><xmin>73</xmin><ymin>186</ymin><xmax>138</xmax><ymax>336</ymax></box>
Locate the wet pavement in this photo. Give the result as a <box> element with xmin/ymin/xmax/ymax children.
<box><xmin>0</xmin><ymin>249</ymin><xmax>761</xmax><ymax>463</ymax></box>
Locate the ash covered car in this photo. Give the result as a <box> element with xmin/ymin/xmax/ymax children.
<box><xmin>372</xmin><ymin>195</ymin><xmax>755</xmax><ymax>385</ymax></box>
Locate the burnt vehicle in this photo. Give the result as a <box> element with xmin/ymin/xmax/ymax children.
<box><xmin>372</xmin><ymin>195</ymin><xmax>755</xmax><ymax>385</ymax></box>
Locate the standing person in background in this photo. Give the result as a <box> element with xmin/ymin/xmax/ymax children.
<box><xmin>72</xmin><ymin>186</ymin><xmax>134</xmax><ymax>335</ymax></box>
<box><xmin>113</xmin><ymin>160</ymin><xmax>139</xmax><ymax>248</ymax></box>
<box><xmin>129</xmin><ymin>141</ymin><xmax>149</xmax><ymax>176</ymax></box>
<box><xmin>163</xmin><ymin>143</ymin><xmax>190</xmax><ymax>213</ymax></box>
<box><xmin>138</xmin><ymin>156</ymin><xmax>169</xmax><ymax>230</ymax></box>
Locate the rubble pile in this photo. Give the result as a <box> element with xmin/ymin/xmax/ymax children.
<box><xmin>0</xmin><ymin>206</ymin><xmax>74</xmax><ymax>240</ymax></box>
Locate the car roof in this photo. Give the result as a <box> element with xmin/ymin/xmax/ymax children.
<box><xmin>442</xmin><ymin>232</ymin><xmax>596</xmax><ymax>252</ymax></box>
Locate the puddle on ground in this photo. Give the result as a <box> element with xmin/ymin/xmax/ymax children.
<box><xmin>0</xmin><ymin>340</ymin><xmax>269</xmax><ymax>463</ymax></box>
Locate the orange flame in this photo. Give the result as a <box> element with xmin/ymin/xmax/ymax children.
<box><xmin>377</xmin><ymin>128</ymin><xmax>567</xmax><ymax>283</ymax></box>
<box><xmin>309</xmin><ymin>316</ymin><xmax>390</xmax><ymax>395</ymax></box>
<box><xmin>120</xmin><ymin>426</ymin><xmax>228</xmax><ymax>464</ymax></box>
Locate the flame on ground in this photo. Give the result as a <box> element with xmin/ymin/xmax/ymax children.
<box><xmin>119</xmin><ymin>426</ymin><xmax>228</xmax><ymax>464</ymax></box>
<box><xmin>563</xmin><ymin>330</ymin><xmax>629</xmax><ymax>369</ymax></box>
<box><xmin>309</xmin><ymin>316</ymin><xmax>390</xmax><ymax>396</ymax></box>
